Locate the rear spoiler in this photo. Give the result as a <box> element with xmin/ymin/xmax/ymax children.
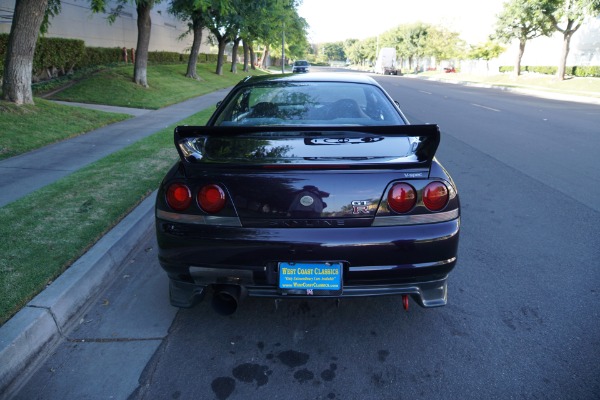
<box><xmin>174</xmin><ymin>124</ymin><xmax>441</xmax><ymax>166</ymax></box>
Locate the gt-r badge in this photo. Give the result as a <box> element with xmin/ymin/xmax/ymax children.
<box><xmin>351</xmin><ymin>200</ymin><xmax>371</xmax><ymax>214</ymax></box>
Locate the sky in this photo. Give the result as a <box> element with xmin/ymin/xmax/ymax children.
<box><xmin>298</xmin><ymin>0</ymin><xmax>506</xmax><ymax>45</ymax></box>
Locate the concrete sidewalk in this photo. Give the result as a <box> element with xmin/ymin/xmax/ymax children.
<box><xmin>0</xmin><ymin>89</ymin><xmax>231</xmax><ymax>396</ymax></box>
<box><xmin>0</xmin><ymin>88</ymin><xmax>231</xmax><ymax>207</ymax></box>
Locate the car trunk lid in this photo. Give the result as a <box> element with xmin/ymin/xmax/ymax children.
<box><xmin>173</xmin><ymin>125</ymin><xmax>439</xmax><ymax>224</ymax></box>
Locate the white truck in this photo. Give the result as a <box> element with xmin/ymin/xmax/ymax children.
<box><xmin>374</xmin><ymin>47</ymin><xmax>400</xmax><ymax>75</ymax></box>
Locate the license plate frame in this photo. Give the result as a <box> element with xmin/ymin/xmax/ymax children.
<box><xmin>278</xmin><ymin>262</ymin><xmax>343</xmax><ymax>296</ymax></box>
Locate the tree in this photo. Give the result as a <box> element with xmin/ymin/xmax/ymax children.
<box><xmin>424</xmin><ymin>27</ymin><xmax>465</xmax><ymax>66</ymax></box>
<box><xmin>248</xmin><ymin>0</ymin><xmax>307</xmax><ymax>69</ymax></box>
<box><xmin>468</xmin><ymin>40</ymin><xmax>506</xmax><ymax>71</ymax></box>
<box><xmin>322</xmin><ymin>42</ymin><xmax>345</xmax><ymax>62</ymax></box>
<box><xmin>1</xmin><ymin>0</ymin><xmax>56</xmax><ymax>105</ymax></box>
<box><xmin>394</xmin><ymin>23</ymin><xmax>429</xmax><ymax>71</ymax></box>
<box><xmin>230</xmin><ymin>37</ymin><xmax>241</xmax><ymax>73</ymax></box>
<box><xmin>169</xmin><ymin>0</ymin><xmax>210</xmax><ymax>79</ymax></box>
<box><xmin>545</xmin><ymin>0</ymin><xmax>600</xmax><ymax>80</ymax></box>
<box><xmin>202</xmin><ymin>0</ymin><xmax>238</xmax><ymax>75</ymax></box>
<box><xmin>133</xmin><ymin>0</ymin><xmax>154</xmax><ymax>87</ymax></box>
<box><xmin>345</xmin><ymin>39</ymin><xmax>364</xmax><ymax>65</ymax></box>
<box><xmin>494</xmin><ymin>0</ymin><xmax>555</xmax><ymax>77</ymax></box>
<box><xmin>92</xmin><ymin>0</ymin><xmax>158</xmax><ymax>87</ymax></box>
<box><xmin>468</xmin><ymin>41</ymin><xmax>506</xmax><ymax>61</ymax></box>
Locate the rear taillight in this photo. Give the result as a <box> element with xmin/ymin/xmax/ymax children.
<box><xmin>423</xmin><ymin>182</ymin><xmax>449</xmax><ymax>211</ymax></box>
<box><xmin>198</xmin><ymin>184</ymin><xmax>226</xmax><ymax>213</ymax></box>
<box><xmin>388</xmin><ymin>183</ymin><xmax>417</xmax><ymax>213</ymax></box>
<box><xmin>166</xmin><ymin>183</ymin><xmax>192</xmax><ymax>211</ymax></box>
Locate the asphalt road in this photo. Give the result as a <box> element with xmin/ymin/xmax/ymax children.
<box><xmin>13</xmin><ymin>71</ymin><xmax>600</xmax><ymax>400</ymax></box>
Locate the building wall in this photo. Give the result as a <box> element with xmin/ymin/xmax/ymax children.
<box><xmin>0</xmin><ymin>0</ymin><xmax>211</xmax><ymax>54</ymax></box>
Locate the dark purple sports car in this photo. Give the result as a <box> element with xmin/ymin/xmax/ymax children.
<box><xmin>155</xmin><ymin>73</ymin><xmax>460</xmax><ymax>315</ymax></box>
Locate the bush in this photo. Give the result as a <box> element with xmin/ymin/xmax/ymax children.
<box><xmin>0</xmin><ymin>34</ymin><xmax>225</xmax><ymax>83</ymax></box>
<box><xmin>33</xmin><ymin>37</ymin><xmax>86</xmax><ymax>79</ymax></box>
<box><xmin>81</xmin><ymin>47</ymin><xmax>124</xmax><ymax>68</ymax></box>
<box><xmin>148</xmin><ymin>51</ymin><xmax>183</xmax><ymax>64</ymax></box>
<box><xmin>527</xmin><ymin>66</ymin><xmax>557</xmax><ymax>75</ymax></box>
<box><xmin>573</xmin><ymin>66</ymin><xmax>600</xmax><ymax>77</ymax></box>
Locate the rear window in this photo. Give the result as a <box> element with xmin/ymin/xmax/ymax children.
<box><xmin>294</xmin><ymin>61</ymin><xmax>309</xmax><ymax>66</ymax></box>
<box><xmin>213</xmin><ymin>82</ymin><xmax>405</xmax><ymax>126</ymax></box>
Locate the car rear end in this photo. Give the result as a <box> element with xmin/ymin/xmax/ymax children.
<box><xmin>156</xmin><ymin>125</ymin><xmax>460</xmax><ymax>313</ymax></box>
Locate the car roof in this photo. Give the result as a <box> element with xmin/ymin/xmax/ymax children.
<box><xmin>237</xmin><ymin>72</ymin><xmax>380</xmax><ymax>87</ymax></box>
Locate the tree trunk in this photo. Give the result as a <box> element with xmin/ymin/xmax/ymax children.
<box><xmin>1</xmin><ymin>0</ymin><xmax>49</xmax><ymax>105</ymax></box>
<box><xmin>514</xmin><ymin>39</ymin><xmax>526</xmax><ymax>78</ymax></box>
<box><xmin>186</xmin><ymin>16</ymin><xmax>203</xmax><ymax>79</ymax></box>
<box><xmin>216</xmin><ymin>38</ymin><xmax>228</xmax><ymax>75</ymax></box>
<box><xmin>249</xmin><ymin>44</ymin><xmax>256</xmax><ymax>70</ymax></box>
<box><xmin>242</xmin><ymin>40</ymin><xmax>249</xmax><ymax>72</ymax></box>
<box><xmin>556</xmin><ymin>20</ymin><xmax>579</xmax><ymax>81</ymax></box>
<box><xmin>134</xmin><ymin>0</ymin><xmax>153</xmax><ymax>87</ymax></box>
<box><xmin>261</xmin><ymin>45</ymin><xmax>270</xmax><ymax>69</ymax></box>
<box><xmin>230</xmin><ymin>37</ymin><xmax>240</xmax><ymax>73</ymax></box>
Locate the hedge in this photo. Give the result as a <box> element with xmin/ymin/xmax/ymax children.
<box><xmin>0</xmin><ymin>33</ymin><xmax>224</xmax><ymax>82</ymax></box>
<box><xmin>34</xmin><ymin>37</ymin><xmax>86</xmax><ymax>79</ymax></box>
<box><xmin>500</xmin><ymin>65</ymin><xmax>600</xmax><ymax>77</ymax></box>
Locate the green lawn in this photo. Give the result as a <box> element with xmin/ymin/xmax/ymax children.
<box><xmin>50</xmin><ymin>63</ymin><xmax>265</xmax><ymax>109</ymax></box>
<box><xmin>0</xmin><ymin>62</ymin><xmax>266</xmax><ymax>161</ymax></box>
<box><xmin>0</xmin><ymin>109</ymin><xmax>212</xmax><ymax>325</ymax></box>
<box><xmin>418</xmin><ymin>71</ymin><xmax>600</xmax><ymax>98</ymax></box>
<box><xmin>0</xmin><ymin>62</ymin><xmax>268</xmax><ymax>324</ymax></box>
<box><xmin>0</xmin><ymin>99</ymin><xmax>130</xmax><ymax>160</ymax></box>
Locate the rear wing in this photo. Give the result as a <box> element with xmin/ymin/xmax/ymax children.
<box><xmin>174</xmin><ymin>124</ymin><xmax>441</xmax><ymax>167</ymax></box>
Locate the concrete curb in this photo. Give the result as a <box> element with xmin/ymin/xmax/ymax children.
<box><xmin>0</xmin><ymin>191</ymin><xmax>157</xmax><ymax>396</ymax></box>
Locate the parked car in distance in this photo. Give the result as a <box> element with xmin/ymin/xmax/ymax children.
<box><xmin>155</xmin><ymin>73</ymin><xmax>460</xmax><ymax>315</ymax></box>
<box><xmin>292</xmin><ymin>60</ymin><xmax>310</xmax><ymax>73</ymax></box>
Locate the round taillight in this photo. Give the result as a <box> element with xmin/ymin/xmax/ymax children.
<box><xmin>166</xmin><ymin>183</ymin><xmax>192</xmax><ymax>211</ymax></box>
<box><xmin>388</xmin><ymin>183</ymin><xmax>417</xmax><ymax>213</ymax></box>
<box><xmin>423</xmin><ymin>182</ymin><xmax>449</xmax><ymax>211</ymax></box>
<box><xmin>198</xmin><ymin>184</ymin><xmax>226</xmax><ymax>213</ymax></box>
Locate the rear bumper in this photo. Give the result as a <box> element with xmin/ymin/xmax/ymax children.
<box><xmin>157</xmin><ymin>217</ymin><xmax>459</xmax><ymax>307</ymax></box>
<box><xmin>169</xmin><ymin>276</ymin><xmax>449</xmax><ymax>308</ymax></box>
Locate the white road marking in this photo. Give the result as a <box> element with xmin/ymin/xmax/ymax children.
<box><xmin>471</xmin><ymin>103</ymin><xmax>501</xmax><ymax>112</ymax></box>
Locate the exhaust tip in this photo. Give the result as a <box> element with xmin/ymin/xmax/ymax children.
<box><xmin>211</xmin><ymin>285</ymin><xmax>246</xmax><ymax>315</ymax></box>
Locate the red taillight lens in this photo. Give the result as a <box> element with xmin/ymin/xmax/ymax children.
<box><xmin>423</xmin><ymin>182</ymin><xmax>449</xmax><ymax>211</ymax></box>
<box><xmin>166</xmin><ymin>183</ymin><xmax>192</xmax><ymax>211</ymax></box>
<box><xmin>388</xmin><ymin>183</ymin><xmax>417</xmax><ymax>213</ymax></box>
<box><xmin>198</xmin><ymin>184</ymin><xmax>226</xmax><ymax>213</ymax></box>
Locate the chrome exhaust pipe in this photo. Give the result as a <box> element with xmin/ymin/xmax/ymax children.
<box><xmin>211</xmin><ymin>285</ymin><xmax>246</xmax><ymax>315</ymax></box>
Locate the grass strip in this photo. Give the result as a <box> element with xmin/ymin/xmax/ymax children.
<box><xmin>0</xmin><ymin>98</ymin><xmax>130</xmax><ymax>160</ymax></box>
<box><xmin>0</xmin><ymin>108</ymin><xmax>212</xmax><ymax>325</ymax></box>
<box><xmin>50</xmin><ymin>63</ymin><xmax>266</xmax><ymax>109</ymax></box>
<box><xmin>1</xmin><ymin>63</ymin><xmax>265</xmax><ymax>161</ymax></box>
<box><xmin>417</xmin><ymin>72</ymin><xmax>600</xmax><ymax>98</ymax></box>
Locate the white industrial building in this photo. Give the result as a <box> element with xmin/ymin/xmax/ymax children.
<box><xmin>0</xmin><ymin>0</ymin><xmax>211</xmax><ymax>54</ymax></box>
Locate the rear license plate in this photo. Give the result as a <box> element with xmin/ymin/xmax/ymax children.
<box><xmin>278</xmin><ymin>262</ymin><xmax>343</xmax><ymax>295</ymax></box>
